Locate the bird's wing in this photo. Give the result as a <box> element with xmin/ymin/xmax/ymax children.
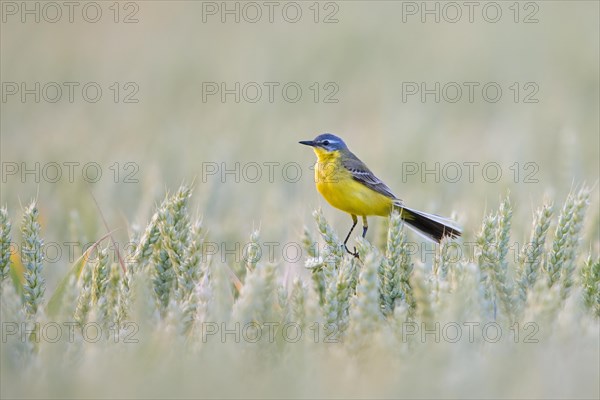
<box><xmin>342</xmin><ymin>151</ymin><xmax>399</xmax><ymax>200</ymax></box>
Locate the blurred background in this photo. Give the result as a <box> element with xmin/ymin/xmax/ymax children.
<box><xmin>2</xmin><ymin>1</ymin><xmax>599</xmax><ymax>288</ymax></box>
<box><xmin>2</xmin><ymin>2</ymin><xmax>599</xmax><ymax>399</ymax></box>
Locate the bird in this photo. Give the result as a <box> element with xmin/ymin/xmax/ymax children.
<box><xmin>299</xmin><ymin>133</ymin><xmax>461</xmax><ymax>257</ymax></box>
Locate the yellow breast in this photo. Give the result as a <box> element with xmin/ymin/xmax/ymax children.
<box><xmin>312</xmin><ymin>148</ymin><xmax>393</xmax><ymax>217</ymax></box>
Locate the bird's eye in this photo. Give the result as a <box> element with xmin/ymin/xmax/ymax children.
<box><xmin>322</xmin><ymin>140</ymin><xmax>330</xmax><ymax>146</ymax></box>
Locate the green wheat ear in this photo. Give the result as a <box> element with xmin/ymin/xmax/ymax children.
<box><xmin>132</xmin><ymin>209</ymin><xmax>160</xmax><ymax>269</ymax></box>
<box><xmin>580</xmin><ymin>254</ymin><xmax>599</xmax><ymax>317</ymax></box>
<box><xmin>301</xmin><ymin>226</ymin><xmax>318</xmax><ymax>258</ymax></box>
<box><xmin>380</xmin><ymin>210</ymin><xmax>413</xmax><ymax>317</ymax></box>
<box><xmin>410</xmin><ymin>266</ymin><xmax>434</xmax><ymax>328</ymax></box>
<box><xmin>178</xmin><ymin>218</ymin><xmax>204</xmax><ymax>335</ymax></box>
<box><xmin>232</xmin><ymin>226</ymin><xmax>278</xmax><ymax>326</ymax></box>
<box><xmin>102</xmin><ymin>262</ymin><xmax>121</xmax><ymax>326</ymax></box>
<box><xmin>289</xmin><ymin>277</ymin><xmax>322</xmax><ymax>330</ymax></box>
<box><xmin>245</xmin><ymin>230</ymin><xmax>261</xmax><ymax>273</ymax></box>
<box><xmin>0</xmin><ymin>206</ymin><xmax>12</xmax><ymax>283</ymax></box>
<box><xmin>517</xmin><ymin>203</ymin><xmax>553</xmax><ymax>303</ymax></box>
<box><xmin>477</xmin><ymin>212</ymin><xmax>498</xmax><ymax>318</ymax></box>
<box><xmin>302</xmin><ymin>226</ymin><xmax>327</xmax><ymax>305</ymax></box>
<box><xmin>176</xmin><ymin>217</ymin><xmax>203</xmax><ymax>304</ymax></box>
<box><xmin>493</xmin><ymin>197</ymin><xmax>515</xmax><ymax>321</ymax></box>
<box><xmin>232</xmin><ymin>261</ymin><xmax>277</xmax><ymax>326</ymax></box>
<box><xmin>147</xmin><ymin>185</ymin><xmax>193</xmax><ymax>314</ymax></box>
<box><xmin>323</xmin><ymin>255</ymin><xmax>355</xmax><ymax>339</ymax></box>
<box><xmin>74</xmin><ymin>258</ymin><xmax>93</xmax><ymax>327</ymax></box>
<box><xmin>546</xmin><ymin>188</ymin><xmax>589</xmax><ymax>290</ymax></box>
<box><xmin>558</xmin><ymin>189</ymin><xmax>589</xmax><ymax>301</ymax></box>
<box><xmin>477</xmin><ymin>196</ymin><xmax>515</xmax><ymax>322</ymax></box>
<box><xmin>91</xmin><ymin>247</ymin><xmax>109</xmax><ymax>305</ymax></box>
<box><xmin>21</xmin><ymin>201</ymin><xmax>45</xmax><ymax>319</ymax></box>
<box><xmin>313</xmin><ymin>209</ymin><xmax>344</xmax><ymax>267</ymax></box>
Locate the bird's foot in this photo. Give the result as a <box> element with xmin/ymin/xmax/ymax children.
<box><xmin>343</xmin><ymin>244</ymin><xmax>360</xmax><ymax>259</ymax></box>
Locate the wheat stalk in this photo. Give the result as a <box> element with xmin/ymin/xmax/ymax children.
<box><xmin>517</xmin><ymin>203</ymin><xmax>553</xmax><ymax>302</ymax></box>
<box><xmin>0</xmin><ymin>206</ymin><xmax>12</xmax><ymax>283</ymax></box>
<box><xmin>21</xmin><ymin>201</ymin><xmax>45</xmax><ymax>319</ymax></box>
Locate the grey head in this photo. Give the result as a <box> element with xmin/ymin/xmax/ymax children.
<box><xmin>298</xmin><ymin>133</ymin><xmax>348</xmax><ymax>151</ymax></box>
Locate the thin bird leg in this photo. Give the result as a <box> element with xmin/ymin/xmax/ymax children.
<box><xmin>343</xmin><ymin>214</ymin><xmax>359</xmax><ymax>258</ymax></box>
<box><xmin>362</xmin><ymin>216</ymin><xmax>368</xmax><ymax>238</ymax></box>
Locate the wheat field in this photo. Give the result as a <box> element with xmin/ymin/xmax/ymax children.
<box><xmin>1</xmin><ymin>1</ymin><xmax>599</xmax><ymax>399</ymax></box>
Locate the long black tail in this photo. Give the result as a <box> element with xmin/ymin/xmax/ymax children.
<box><xmin>394</xmin><ymin>203</ymin><xmax>462</xmax><ymax>243</ymax></box>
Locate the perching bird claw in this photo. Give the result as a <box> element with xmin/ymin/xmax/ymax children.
<box><xmin>343</xmin><ymin>244</ymin><xmax>359</xmax><ymax>258</ymax></box>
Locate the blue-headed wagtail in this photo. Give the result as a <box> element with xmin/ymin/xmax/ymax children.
<box><xmin>300</xmin><ymin>133</ymin><xmax>461</xmax><ymax>257</ymax></box>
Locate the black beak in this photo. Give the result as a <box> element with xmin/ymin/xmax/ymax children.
<box><xmin>299</xmin><ymin>140</ymin><xmax>316</xmax><ymax>147</ymax></box>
